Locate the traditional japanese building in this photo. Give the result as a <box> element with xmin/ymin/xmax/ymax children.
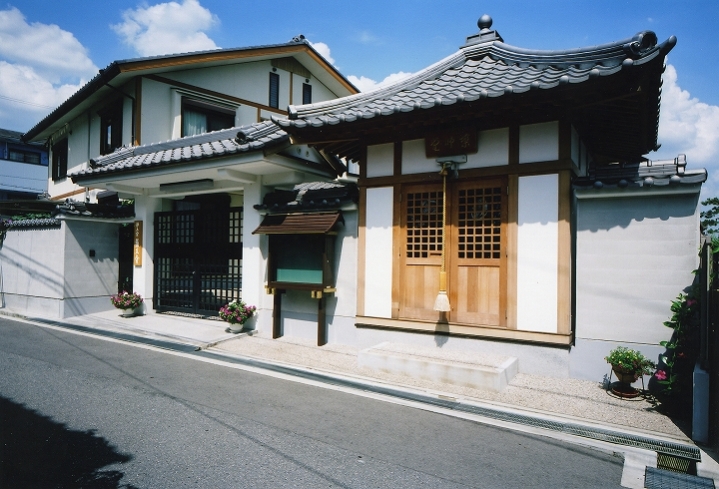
<box><xmin>275</xmin><ymin>15</ymin><xmax>705</xmax><ymax>378</ymax></box>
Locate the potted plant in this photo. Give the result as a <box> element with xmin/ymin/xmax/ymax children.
<box><xmin>219</xmin><ymin>299</ymin><xmax>256</xmax><ymax>333</ymax></box>
<box><xmin>110</xmin><ymin>291</ymin><xmax>144</xmax><ymax>317</ymax></box>
<box><xmin>605</xmin><ymin>346</ymin><xmax>655</xmax><ymax>397</ymax></box>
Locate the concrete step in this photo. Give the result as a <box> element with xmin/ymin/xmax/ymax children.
<box><xmin>358</xmin><ymin>342</ymin><xmax>518</xmax><ymax>392</ymax></box>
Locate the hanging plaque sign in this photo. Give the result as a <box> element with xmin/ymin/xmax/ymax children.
<box><xmin>133</xmin><ymin>221</ymin><xmax>143</xmax><ymax>267</ymax></box>
<box><xmin>425</xmin><ymin>128</ymin><xmax>478</xmax><ymax>158</ymax></box>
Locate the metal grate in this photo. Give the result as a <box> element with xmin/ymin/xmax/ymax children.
<box><xmin>657</xmin><ymin>452</ymin><xmax>696</xmax><ymax>474</ymax></box>
<box><xmin>155</xmin><ymin>207</ymin><xmax>243</xmax><ymax>315</ymax></box>
<box><xmin>457</xmin><ymin>404</ymin><xmax>701</xmax><ymax>461</ymax></box>
<box><xmin>645</xmin><ymin>467</ymin><xmax>715</xmax><ymax>489</ymax></box>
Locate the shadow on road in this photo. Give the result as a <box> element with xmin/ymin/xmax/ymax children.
<box><xmin>0</xmin><ymin>395</ymin><xmax>136</xmax><ymax>488</ymax></box>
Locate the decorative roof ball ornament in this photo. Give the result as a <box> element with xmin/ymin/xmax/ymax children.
<box><xmin>478</xmin><ymin>14</ymin><xmax>493</xmax><ymax>32</ymax></box>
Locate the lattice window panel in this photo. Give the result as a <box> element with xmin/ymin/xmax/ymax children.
<box><xmin>457</xmin><ymin>186</ymin><xmax>503</xmax><ymax>259</ymax></box>
<box><xmin>406</xmin><ymin>190</ymin><xmax>443</xmax><ymax>259</ymax></box>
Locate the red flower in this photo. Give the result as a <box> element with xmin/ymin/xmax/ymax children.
<box><xmin>655</xmin><ymin>370</ymin><xmax>667</xmax><ymax>381</ymax></box>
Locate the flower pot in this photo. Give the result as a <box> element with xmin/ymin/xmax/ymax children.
<box><xmin>227</xmin><ymin>322</ymin><xmax>244</xmax><ymax>333</ymax></box>
<box><xmin>118</xmin><ymin>305</ymin><xmax>144</xmax><ymax>317</ymax></box>
<box><xmin>611</xmin><ymin>366</ymin><xmax>641</xmax><ymax>398</ymax></box>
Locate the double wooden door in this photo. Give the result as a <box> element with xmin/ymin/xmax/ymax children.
<box><xmin>399</xmin><ymin>178</ymin><xmax>507</xmax><ymax>327</ymax></box>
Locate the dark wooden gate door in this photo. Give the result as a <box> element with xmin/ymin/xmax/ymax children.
<box><xmin>154</xmin><ymin>207</ymin><xmax>243</xmax><ymax>315</ymax></box>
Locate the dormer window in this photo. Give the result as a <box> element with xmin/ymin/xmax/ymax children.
<box><xmin>182</xmin><ymin>99</ymin><xmax>235</xmax><ymax>137</ymax></box>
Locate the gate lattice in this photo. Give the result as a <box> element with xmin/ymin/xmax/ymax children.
<box><xmin>154</xmin><ymin>207</ymin><xmax>243</xmax><ymax>315</ymax></box>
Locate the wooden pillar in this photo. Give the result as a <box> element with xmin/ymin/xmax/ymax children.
<box><xmin>272</xmin><ymin>290</ymin><xmax>284</xmax><ymax>339</ymax></box>
<box><xmin>317</xmin><ymin>294</ymin><xmax>327</xmax><ymax>346</ymax></box>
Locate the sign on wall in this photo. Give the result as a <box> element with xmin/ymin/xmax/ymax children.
<box><xmin>425</xmin><ymin>128</ymin><xmax>478</xmax><ymax>158</ymax></box>
<box><xmin>133</xmin><ymin>221</ymin><xmax>143</xmax><ymax>267</ymax></box>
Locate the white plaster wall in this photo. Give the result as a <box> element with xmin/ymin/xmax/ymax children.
<box><xmin>0</xmin><ymin>226</ymin><xmax>65</xmax><ymax>300</ymax></box>
<box><xmin>366</xmin><ymin>143</ymin><xmax>394</xmax><ymax>178</ymax></box>
<box><xmin>133</xmin><ymin>196</ymin><xmax>165</xmax><ymax>309</ymax></box>
<box><xmin>402</xmin><ymin>139</ymin><xmax>436</xmax><ymax>175</ymax></box>
<box><xmin>574</xmin><ymin>192</ymin><xmax>700</xmax><ymax>346</ymax></box>
<box><xmin>517</xmin><ymin>174</ymin><xmax>559</xmax><ymax>333</ymax></box>
<box><xmin>519</xmin><ymin>121</ymin><xmax>559</xmax><ymax>164</ymax></box>
<box><xmin>466</xmin><ymin>128</ymin><xmax>509</xmax><ymax>168</ymax></box>
<box><xmin>571</xmin><ymin>190</ymin><xmax>701</xmax><ymax>380</ymax></box>
<box><xmin>142</xmin><ymin>79</ymin><xmax>174</xmax><ymax>145</ymax></box>
<box><xmin>0</xmin><ymin>222</ymin><xmax>119</xmax><ymax>318</ymax></box>
<box><xmin>364</xmin><ymin>187</ymin><xmax>393</xmax><ymax>318</ymax></box>
<box><xmin>63</xmin><ymin>220</ymin><xmax>119</xmax><ymax>317</ymax></box>
<box><xmin>241</xmin><ymin>185</ymin><xmax>264</xmax><ymax>326</ymax></box>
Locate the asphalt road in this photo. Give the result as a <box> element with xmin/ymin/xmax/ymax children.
<box><xmin>0</xmin><ymin>317</ymin><xmax>624</xmax><ymax>488</ymax></box>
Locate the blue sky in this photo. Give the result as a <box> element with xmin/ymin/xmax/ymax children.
<box><xmin>1</xmin><ymin>0</ymin><xmax>718</xmax><ymax>195</ymax></box>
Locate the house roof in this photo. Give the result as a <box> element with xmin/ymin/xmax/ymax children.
<box><xmin>254</xmin><ymin>181</ymin><xmax>359</xmax><ymax>213</ymax></box>
<box><xmin>276</xmin><ymin>15</ymin><xmax>675</xmax><ymax>164</ymax></box>
<box><xmin>573</xmin><ymin>154</ymin><xmax>707</xmax><ymax>193</ymax></box>
<box><xmin>71</xmin><ymin>121</ymin><xmax>288</xmax><ymax>181</ymax></box>
<box><xmin>23</xmin><ymin>37</ymin><xmax>358</xmax><ymax>143</ymax></box>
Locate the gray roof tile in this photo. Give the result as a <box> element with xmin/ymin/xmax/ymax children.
<box><xmin>71</xmin><ymin>121</ymin><xmax>288</xmax><ymax>180</ymax></box>
<box><xmin>276</xmin><ymin>24</ymin><xmax>674</xmax><ymax>132</ymax></box>
<box><xmin>573</xmin><ymin>154</ymin><xmax>707</xmax><ymax>191</ymax></box>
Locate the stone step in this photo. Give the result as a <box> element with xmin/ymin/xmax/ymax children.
<box><xmin>358</xmin><ymin>342</ymin><xmax>518</xmax><ymax>392</ymax></box>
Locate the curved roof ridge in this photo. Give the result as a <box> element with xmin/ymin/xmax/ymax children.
<box><xmin>284</xmin><ymin>50</ymin><xmax>467</xmax><ymax>121</ymax></box>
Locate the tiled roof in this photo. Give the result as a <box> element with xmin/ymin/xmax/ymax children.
<box><xmin>276</xmin><ymin>15</ymin><xmax>675</xmax><ymax>163</ymax></box>
<box><xmin>278</xmin><ymin>20</ymin><xmax>673</xmax><ymax>130</ymax></box>
<box><xmin>254</xmin><ymin>181</ymin><xmax>358</xmax><ymax>213</ymax></box>
<box><xmin>573</xmin><ymin>154</ymin><xmax>707</xmax><ymax>191</ymax></box>
<box><xmin>71</xmin><ymin>121</ymin><xmax>287</xmax><ymax>180</ymax></box>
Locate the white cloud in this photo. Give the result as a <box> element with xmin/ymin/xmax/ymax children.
<box><xmin>0</xmin><ymin>7</ymin><xmax>97</xmax><ymax>131</ymax></box>
<box><xmin>652</xmin><ymin>64</ymin><xmax>719</xmax><ymax>198</ymax></box>
<box><xmin>112</xmin><ymin>0</ymin><xmax>219</xmax><ymax>57</ymax></box>
<box><xmin>310</xmin><ymin>42</ymin><xmax>335</xmax><ymax>65</ymax></box>
<box><xmin>347</xmin><ymin>72</ymin><xmax>414</xmax><ymax>92</ymax></box>
<box><xmin>0</xmin><ymin>7</ymin><xmax>97</xmax><ymax>82</ymax></box>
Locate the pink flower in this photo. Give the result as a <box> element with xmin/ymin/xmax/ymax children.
<box><xmin>686</xmin><ymin>299</ymin><xmax>697</xmax><ymax>307</ymax></box>
<box><xmin>655</xmin><ymin>370</ymin><xmax>667</xmax><ymax>381</ymax></box>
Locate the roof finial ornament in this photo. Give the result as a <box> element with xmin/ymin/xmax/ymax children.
<box><xmin>478</xmin><ymin>14</ymin><xmax>493</xmax><ymax>31</ymax></box>
<box><xmin>463</xmin><ymin>14</ymin><xmax>502</xmax><ymax>47</ymax></box>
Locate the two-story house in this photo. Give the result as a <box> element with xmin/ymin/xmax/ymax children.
<box><xmin>8</xmin><ymin>37</ymin><xmax>357</xmax><ymax>319</ymax></box>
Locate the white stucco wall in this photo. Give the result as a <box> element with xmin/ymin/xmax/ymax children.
<box><xmin>571</xmin><ymin>189</ymin><xmax>701</xmax><ymax>380</ymax></box>
<box><xmin>363</xmin><ymin>187</ymin><xmax>394</xmax><ymax>318</ymax></box>
<box><xmin>466</xmin><ymin>128</ymin><xmax>509</xmax><ymax>168</ymax></box>
<box><xmin>133</xmin><ymin>196</ymin><xmax>165</xmax><ymax>309</ymax></box>
<box><xmin>0</xmin><ymin>221</ymin><xmax>120</xmax><ymax>318</ymax></box>
<box><xmin>516</xmin><ymin>174</ymin><xmax>559</xmax><ymax>333</ymax></box>
<box><xmin>366</xmin><ymin>143</ymin><xmax>394</xmax><ymax>178</ymax></box>
<box><xmin>519</xmin><ymin>121</ymin><xmax>559</xmax><ymax>164</ymax></box>
<box><xmin>402</xmin><ymin>139</ymin><xmax>436</xmax><ymax>175</ymax></box>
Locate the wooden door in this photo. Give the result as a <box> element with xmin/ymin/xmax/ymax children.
<box><xmin>398</xmin><ymin>178</ymin><xmax>507</xmax><ymax>327</ymax></box>
<box><xmin>449</xmin><ymin>179</ymin><xmax>506</xmax><ymax>327</ymax></box>
<box><xmin>399</xmin><ymin>184</ymin><xmax>444</xmax><ymax>321</ymax></box>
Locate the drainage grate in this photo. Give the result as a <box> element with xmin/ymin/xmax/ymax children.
<box><xmin>456</xmin><ymin>404</ymin><xmax>701</xmax><ymax>461</ymax></box>
<box><xmin>645</xmin><ymin>467</ymin><xmax>715</xmax><ymax>489</ymax></box>
<box><xmin>657</xmin><ymin>452</ymin><xmax>696</xmax><ymax>474</ymax></box>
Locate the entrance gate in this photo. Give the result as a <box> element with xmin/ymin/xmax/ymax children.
<box><xmin>154</xmin><ymin>207</ymin><xmax>243</xmax><ymax>315</ymax></box>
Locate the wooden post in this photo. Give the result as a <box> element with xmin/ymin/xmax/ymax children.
<box><xmin>272</xmin><ymin>290</ymin><xmax>284</xmax><ymax>339</ymax></box>
<box><xmin>317</xmin><ymin>293</ymin><xmax>327</xmax><ymax>346</ymax></box>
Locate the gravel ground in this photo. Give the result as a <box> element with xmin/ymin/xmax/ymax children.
<box><xmin>211</xmin><ymin>333</ymin><xmax>691</xmax><ymax>440</ymax></box>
